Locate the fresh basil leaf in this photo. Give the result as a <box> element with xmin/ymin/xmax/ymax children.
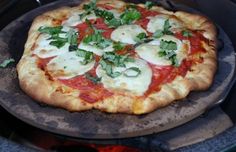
<box><xmin>0</xmin><ymin>58</ymin><xmax>15</xmax><ymax>68</ymax></box>
<box><xmin>69</xmin><ymin>45</ymin><xmax>78</xmax><ymax>52</ymax></box>
<box><xmin>113</xmin><ymin>41</ymin><xmax>125</xmax><ymax>51</ymax></box>
<box><xmin>49</xmin><ymin>37</ymin><xmax>67</xmax><ymax>48</ymax></box>
<box><xmin>94</xmin><ymin>9</ymin><xmax>114</xmax><ymax>20</ymax></box>
<box><xmin>123</xmin><ymin>67</ymin><xmax>141</xmax><ymax>77</ymax></box>
<box><xmin>134</xmin><ymin>32</ymin><xmax>147</xmax><ymax>42</ymax></box>
<box><xmin>182</xmin><ymin>30</ymin><xmax>193</xmax><ymax>37</ymax></box>
<box><xmin>153</xmin><ymin>30</ymin><xmax>163</xmax><ymax>38</ymax></box>
<box><xmin>120</xmin><ymin>8</ymin><xmax>141</xmax><ymax>24</ymax></box>
<box><xmin>105</xmin><ymin>18</ymin><xmax>121</xmax><ymax>28</ymax></box>
<box><xmin>83</xmin><ymin>0</ymin><xmax>97</xmax><ymax>12</ymax></box>
<box><xmin>163</xmin><ymin>19</ymin><xmax>173</xmax><ymax>35</ymax></box>
<box><xmin>97</xmin><ymin>39</ymin><xmax>113</xmax><ymax>49</ymax></box>
<box><xmin>85</xmin><ymin>73</ymin><xmax>101</xmax><ymax>84</ymax></box>
<box><xmin>170</xmin><ymin>54</ymin><xmax>179</xmax><ymax>67</ymax></box>
<box><xmin>163</xmin><ymin>19</ymin><xmax>171</xmax><ymax>32</ymax></box>
<box><xmin>67</xmin><ymin>30</ymin><xmax>78</xmax><ymax>45</ymax></box>
<box><xmin>99</xmin><ymin>59</ymin><xmax>121</xmax><ymax>78</ymax></box>
<box><xmin>145</xmin><ymin>1</ymin><xmax>154</xmax><ymax>9</ymax></box>
<box><xmin>102</xmin><ymin>52</ymin><xmax>134</xmax><ymax>67</ymax></box>
<box><xmin>160</xmin><ymin>40</ymin><xmax>177</xmax><ymax>50</ymax></box>
<box><xmin>38</xmin><ymin>26</ymin><xmax>63</xmax><ymax>35</ymax></box>
<box><xmin>76</xmin><ymin>49</ymin><xmax>94</xmax><ymax>65</ymax></box>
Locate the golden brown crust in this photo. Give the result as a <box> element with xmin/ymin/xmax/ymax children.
<box><xmin>17</xmin><ymin>0</ymin><xmax>217</xmax><ymax>114</ymax></box>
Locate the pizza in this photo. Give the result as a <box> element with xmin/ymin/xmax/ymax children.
<box><xmin>17</xmin><ymin>0</ymin><xmax>217</xmax><ymax>114</ymax></box>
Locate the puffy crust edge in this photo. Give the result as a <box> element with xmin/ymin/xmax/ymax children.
<box><xmin>17</xmin><ymin>0</ymin><xmax>217</xmax><ymax>114</ymax></box>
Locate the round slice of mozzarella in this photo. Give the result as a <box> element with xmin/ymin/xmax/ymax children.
<box><xmin>33</xmin><ymin>26</ymin><xmax>77</xmax><ymax>58</ymax></box>
<box><xmin>46</xmin><ymin>51</ymin><xmax>95</xmax><ymax>79</ymax></box>
<box><xmin>62</xmin><ymin>11</ymin><xmax>97</xmax><ymax>27</ymax></box>
<box><xmin>147</xmin><ymin>14</ymin><xmax>183</xmax><ymax>33</ymax></box>
<box><xmin>135</xmin><ymin>40</ymin><xmax>172</xmax><ymax>66</ymax></box>
<box><xmin>135</xmin><ymin>35</ymin><xmax>189</xmax><ymax>66</ymax></box>
<box><xmin>111</xmin><ymin>25</ymin><xmax>147</xmax><ymax>44</ymax></box>
<box><xmin>96</xmin><ymin>59</ymin><xmax>152</xmax><ymax>96</ymax></box>
<box><xmin>78</xmin><ymin>42</ymin><xmax>114</xmax><ymax>56</ymax></box>
<box><xmin>33</xmin><ymin>34</ymin><xmax>70</xmax><ymax>58</ymax></box>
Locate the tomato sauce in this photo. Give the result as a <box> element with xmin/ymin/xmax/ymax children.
<box><xmin>37</xmin><ymin>57</ymin><xmax>54</xmax><ymax>69</ymax></box>
<box><xmin>145</xmin><ymin>59</ymin><xmax>192</xmax><ymax>95</ymax></box>
<box><xmin>175</xmin><ymin>31</ymin><xmax>208</xmax><ymax>54</ymax></box>
<box><xmin>136</xmin><ymin>6</ymin><xmax>159</xmax><ymax>18</ymax></box>
<box><xmin>59</xmin><ymin>67</ymin><xmax>113</xmax><ymax>103</ymax></box>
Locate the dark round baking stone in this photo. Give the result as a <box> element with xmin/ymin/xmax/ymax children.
<box><xmin>0</xmin><ymin>0</ymin><xmax>235</xmax><ymax>139</ymax></box>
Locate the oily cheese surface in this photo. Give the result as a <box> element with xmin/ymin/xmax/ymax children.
<box><xmin>17</xmin><ymin>0</ymin><xmax>217</xmax><ymax>114</ymax></box>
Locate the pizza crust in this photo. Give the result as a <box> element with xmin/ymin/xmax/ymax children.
<box><xmin>17</xmin><ymin>0</ymin><xmax>217</xmax><ymax>114</ymax></box>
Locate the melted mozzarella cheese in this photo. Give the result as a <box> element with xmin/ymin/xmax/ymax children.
<box><xmin>33</xmin><ymin>26</ymin><xmax>76</xmax><ymax>58</ymax></box>
<box><xmin>135</xmin><ymin>35</ymin><xmax>189</xmax><ymax>66</ymax></box>
<box><xmin>147</xmin><ymin>15</ymin><xmax>183</xmax><ymax>33</ymax></box>
<box><xmin>33</xmin><ymin>34</ymin><xmax>69</xmax><ymax>58</ymax></box>
<box><xmin>78</xmin><ymin>42</ymin><xmax>114</xmax><ymax>56</ymax></box>
<box><xmin>46</xmin><ymin>51</ymin><xmax>95</xmax><ymax>79</ymax></box>
<box><xmin>62</xmin><ymin>11</ymin><xmax>97</xmax><ymax>27</ymax></box>
<box><xmin>135</xmin><ymin>40</ymin><xmax>172</xmax><ymax>66</ymax></box>
<box><xmin>111</xmin><ymin>25</ymin><xmax>147</xmax><ymax>44</ymax></box>
<box><xmin>96</xmin><ymin>59</ymin><xmax>152</xmax><ymax>96</ymax></box>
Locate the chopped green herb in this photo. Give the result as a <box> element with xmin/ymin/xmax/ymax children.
<box><xmin>145</xmin><ymin>1</ymin><xmax>154</xmax><ymax>9</ymax></box>
<box><xmin>113</xmin><ymin>41</ymin><xmax>125</xmax><ymax>51</ymax></box>
<box><xmin>83</xmin><ymin>0</ymin><xmax>97</xmax><ymax>12</ymax></box>
<box><xmin>99</xmin><ymin>52</ymin><xmax>135</xmax><ymax>78</ymax></box>
<box><xmin>159</xmin><ymin>40</ymin><xmax>179</xmax><ymax>66</ymax></box>
<box><xmin>182</xmin><ymin>30</ymin><xmax>193</xmax><ymax>37</ymax></box>
<box><xmin>67</xmin><ymin>30</ymin><xmax>78</xmax><ymax>46</ymax></box>
<box><xmin>94</xmin><ymin>9</ymin><xmax>114</xmax><ymax>20</ymax></box>
<box><xmin>0</xmin><ymin>58</ymin><xmax>15</xmax><ymax>68</ymax></box>
<box><xmin>105</xmin><ymin>18</ymin><xmax>121</xmax><ymax>28</ymax></box>
<box><xmin>83</xmin><ymin>20</ymin><xmax>113</xmax><ymax>49</ymax></box>
<box><xmin>79</xmin><ymin>0</ymin><xmax>97</xmax><ymax>19</ymax></box>
<box><xmin>38</xmin><ymin>26</ymin><xmax>63</xmax><ymax>36</ymax></box>
<box><xmin>49</xmin><ymin>37</ymin><xmax>68</xmax><ymax>48</ymax></box>
<box><xmin>160</xmin><ymin>40</ymin><xmax>177</xmax><ymax>50</ymax></box>
<box><xmin>85</xmin><ymin>73</ymin><xmax>101</xmax><ymax>84</ymax></box>
<box><xmin>76</xmin><ymin>49</ymin><xmax>94</xmax><ymax>65</ymax></box>
<box><xmin>123</xmin><ymin>67</ymin><xmax>141</xmax><ymax>77</ymax></box>
<box><xmin>153</xmin><ymin>30</ymin><xmax>163</xmax><ymax>38</ymax></box>
<box><xmin>163</xmin><ymin>19</ymin><xmax>173</xmax><ymax>35</ymax></box>
<box><xmin>38</xmin><ymin>26</ymin><xmax>78</xmax><ymax>49</ymax></box>
<box><xmin>120</xmin><ymin>8</ymin><xmax>141</xmax><ymax>25</ymax></box>
<box><xmin>134</xmin><ymin>32</ymin><xmax>147</xmax><ymax>42</ymax></box>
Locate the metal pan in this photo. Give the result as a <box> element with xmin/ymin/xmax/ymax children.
<box><xmin>0</xmin><ymin>0</ymin><xmax>235</xmax><ymax>139</ymax></box>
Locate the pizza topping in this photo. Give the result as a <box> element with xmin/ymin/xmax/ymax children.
<box><xmin>145</xmin><ymin>1</ymin><xmax>154</xmax><ymax>10</ymax></box>
<box><xmin>134</xmin><ymin>32</ymin><xmax>147</xmax><ymax>43</ymax></box>
<box><xmin>120</xmin><ymin>6</ymin><xmax>141</xmax><ymax>25</ymax></box>
<box><xmin>182</xmin><ymin>30</ymin><xmax>193</xmax><ymax>37</ymax></box>
<box><xmin>46</xmin><ymin>51</ymin><xmax>95</xmax><ymax>79</ymax></box>
<box><xmin>159</xmin><ymin>40</ymin><xmax>178</xmax><ymax>66</ymax></box>
<box><xmin>78</xmin><ymin>19</ymin><xmax>114</xmax><ymax>55</ymax></box>
<box><xmin>99</xmin><ymin>52</ymin><xmax>135</xmax><ymax>78</ymax></box>
<box><xmin>147</xmin><ymin>15</ymin><xmax>182</xmax><ymax>33</ymax></box>
<box><xmin>135</xmin><ymin>35</ymin><xmax>189</xmax><ymax>66</ymax></box>
<box><xmin>85</xmin><ymin>73</ymin><xmax>101</xmax><ymax>84</ymax></box>
<box><xmin>35</xmin><ymin>26</ymin><xmax>79</xmax><ymax>58</ymax></box>
<box><xmin>76</xmin><ymin>49</ymin><xmax>94</xmax><ymax>65</ymax></box>
<box><xmin>96</xmin><ymin>58</ymin><xmax>152</xmax><ymax>96</ymax></box>
<box><xmin>111</xmin><ymin>24</ymin><xmax>147</xmax><ymax>44</ymax></box>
